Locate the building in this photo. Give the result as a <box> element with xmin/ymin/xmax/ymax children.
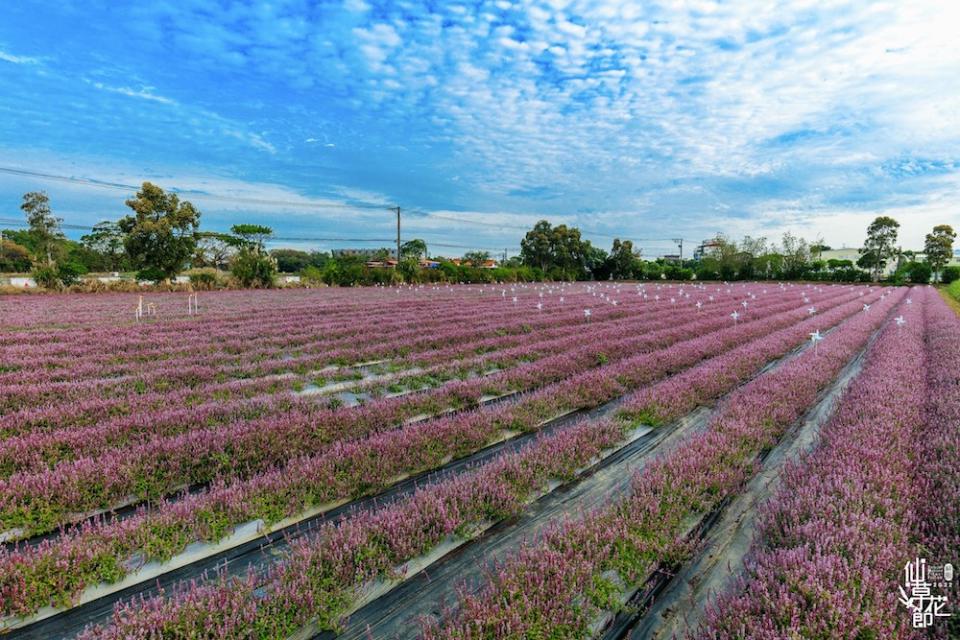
<box><xmin>693</xmin><ymin>237</ymin><xmax>724</xmax><ymax>261</ymax></box>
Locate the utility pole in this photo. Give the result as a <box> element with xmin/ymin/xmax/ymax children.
<box><xmin>672</xmin><ymin>238</ymin><xmax>683</xmax><ymax>265</ymax></box>
<box><xmin>392</xmin><ymin>206</ymin><xmax>401</xmax><ymax>264</ymax></box>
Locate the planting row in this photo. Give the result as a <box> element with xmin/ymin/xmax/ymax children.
<box><xmin>1</xmin><ymin>287</ymin><xmax>639</xmax><ymax>385</ymax></box>
<box><xmin>0</xmin><ymin>282</ymin><xmax>789</xmax><ymax>439</ymax></box>
<box><xmin>0</xmin><ymin>282</ymin><xmax>776</xmax><ymax>412</ymax></box>
<box><xmin>2</xmin><ymin>281</ymin><xmax>713</xmax><ymax>371</ymax></box>
<box><xmin>0</xmin><ymin>288</ymin><xmax>883</xmax><ymax>624</ymax></box>
<box><xmin>423</xmin><ymin>288</ymin><xmax>903</xmax><ymax>637</ymax></box>
<box><xmin>0</xmin><ymin>286</ymin><xmax>855</xmax><ymax>475</ymax></box>
<box><xmin>0</xmin><ymin>287</ymin><xmax>870</xmax><ymax>539</ymax></box>
<box><xmin>702</xmin><ymin>287</ymin><xmax>957</xmax><ymax>639</ymax></box>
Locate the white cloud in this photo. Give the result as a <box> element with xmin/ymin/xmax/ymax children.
<box><xmin>0</xmin><ymin>48</ymin><xmax>39</xmax><ymax>65</ymax></box>
<box><xmin>92</xmin><ymin>82</ymin><xmax>177</xmax><ymax>105</ymax></box>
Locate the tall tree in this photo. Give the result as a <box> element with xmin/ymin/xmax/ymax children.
<box><xmin>230</xmin><ymin>224</ymin><xmax>273</xmax><ymax>251</ymax></box>
<box><xmin>860</xmin><ymin>216</ymin><xmax>899</xmax><ymax>281</ymax></box>
<box><xmin>0</xmin><ymin>236</ymin><xmax>32</xmax><ymax>272</ymax></box>
<box><xmin>400</xmin><ymin>239</ymin><xmax>428</xmax><ymax>260</ymax></box>
<box><xmin>780</xmin><ymin>232</ymin><xmax>812</xmax><ymax>279</ymax></box>
<box><xmin>21</xmin><ymin>191</ymin><xmax>64</xmax><ymax>266</ymax></box>
<box><xmin>608</xmin><ymin>238</ymin><xmax>640</xmax><ymax>279</ymax></box>
<box><xmin>463</xmin><ymin>250</ymin><xmax>491</xmax><ymax>267</ymax></box>
<box><xmin>924</xmin><ymin>224</ymin><xmax>956</xmax><ymax>282</ymax></box>
<box><xmin>520</xmin><ymin>220</ymin><xmax>555</xmax><ymax>273</ymax></box>
<box><xmin>80</xmin><ymin>221</ymin><xmax>127</xmax><ymax>271</ymax></box>
<box><xmin>118</xmin><ymin>182</ymin><xmax>201</xmax><ymax>281</ymax></box>
<box><xmin>520</xmin><ymin>220</ymin><xmax>592</xmax><ymax>280</ymax></box>
<box><xmin>193</xmin><ymin>232</ymin><xmax>237</xmax><ymax>270</ymax></box>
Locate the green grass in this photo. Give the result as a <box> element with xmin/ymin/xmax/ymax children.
<box><xmin>943</xmin><ymin>280</ymin><xmax>960</xmax><ymax>316</ymax></box>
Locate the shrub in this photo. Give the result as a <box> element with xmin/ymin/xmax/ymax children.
<box><xmin>230</xmin><ymin>248</ymin><xmax>277</xmax><ymax>288</ymax></box>
<box><xmin>906</xmin><ymin>261</ymin><xmax>931</xmax><ymax>284</ymax></box>
<box><xmin>941</xmin><ymin>265</ymin><xmax>960</xmax><ymax>284</ymax></box>
<box><xmin>187</xmin><ymin>268</ymin><xmax>224</xmax><ymax>290</ymax></box>
<box><xmin>31</xmin><ymin>265</ymin><xmax>61</xmax><ymax>289</ymax></box>
<box><xmin>300</xmin><ymin>265</ymin><xmax>324</xmax><ymax>285</ymax></box>
<box><xmin>56</xmin><ymin>261</ymin><xmax>86</xmax><ymax>286</ymax></box>
<box><xmin>28</xmin><ymin>261</ymin><xmax>87</xmax><ymax>290</ymax></box>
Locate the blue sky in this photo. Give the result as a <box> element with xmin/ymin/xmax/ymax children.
<box><xmin>0</xmin><ymin>0</ymin><xmax>957</xmax><ymax>255</ymax></box>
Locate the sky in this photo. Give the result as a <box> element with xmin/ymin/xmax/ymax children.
<box><xmin>0</xmin><ymin>0</ymin><xmax>958</xmax><ymax>256</ymax></box>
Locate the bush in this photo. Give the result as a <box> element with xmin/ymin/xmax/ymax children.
<box><xmin>56</xmin><ymin>262</ymin><xmax>86</xmax><ymax>287</ymax></box>
<box><xmin>664</xmin><ymin>265</ymin><xmax>693</xmax><ymax>281</ymax></box>
<box><xmin>906</xmin><ymin>261</ymin><xmax>931</xmax><ymax>284</ymax></box>
<box><xmin>135</xmin><ymin>265</ymin><xmax>168</xmax><ymax>283</ymax></box>
<box><xmin>31</xmin><ymin>265</ymin><xmax>60</xmax><ymax>289</ymax></box>
<box><xmin>941</xmin><ymin>265</ymin><xmax>960</xmax><ymax>284</ymax></box>
<box><xmin>300</xmin><ymin>265</ymin><xmax>325</xmax><ymax>285</ymax></box>
<box><xmin>187</xmin><ymin>268</ymin><xmax>224</xmax><ymax>290</ymax></box>
<box><xmin>230</xmin><ymin>248</ymin><xmax>277</xmax><ymax>288</ymax></box>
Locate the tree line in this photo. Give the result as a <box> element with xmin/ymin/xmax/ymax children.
<box><xmin>513</xmin><ymin>217</ymin><xmax>956</xmax><ymax>284</ymax></box>
<box><xmin>2</xmin><ymin>185</ymin><xmax>955</xmax><ymax>288</ymax></box>
<box><xmin>2</xmin><ymin>183</ymin><xmax>277</xmax><ymax>289</ymax></box>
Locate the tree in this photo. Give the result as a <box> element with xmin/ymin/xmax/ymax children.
<box><xmin>463</xmin><ymin>250</ymin><xmax>491</xmax><ymax>267</ymax></box>
<box><xmin>80</xmin><ymin>221</ymin><xmax>128</xmax><ymax>271</ymax></box>
<box><xmin>520</xmin><ymin>220</ymin><xmax>592</xmax><ymax>280</ymax></box>
<box><xmin>21</xmin><ymin>191</ymin><xmax>64</xmax><ymax>266</ymax></box>
<box><xmin>738</xmin><ymin>236</ymin><xmax>769</xmax><ymax>279</ymax></box>
<box><xmin>780</xmin><ymin>232</ymin><xmax>812</xmax><ymax>279</ymax></box>
<box><xmin>193</xmin><ymin>232</ymin><xmax>236</xmax><ymax>270</ymax></box>
<box><xmin>911</xmin><ymin>261</ymin><xmax>932</xmax><ymax>284</ymax></box>
<box><xmin>228</xmin><ymin>224</ymin><xmax>276</xmax><ymax>287</ymax></box>
<box><xmin>810</xmin><ymin>243</ymin><xmax>831</xmax><ymax>258</ymax></box>
<box><xmin>701</xmin><ymin>235</ymin><xmax>742</xmax><ymax>280</ymax></box>
<box><xmin>118</xmin><ymin>182</ymin><xmax>201</xmax><ymax>281</ymax></box>
<box><xmin>270</xmin><ymin>248</ymin><xmax>312</xmax><ymax>273</ymax></box>
<box><xmin>583</xmin><ymin>243</ymin><xmax>608</xmax><ymax>280</ymax></box>
<box><xmin>860</xmin><ymin>216</ymin><xmax>900</xmax><ymax>281</ymax></box>
<box><xmin>924</xmin><ymin>224</ymin><xmax>956</xmax><ymax>282</ymax></box>
<box><xmin>0</xmin><ymin>236</ymin><xmax>32</xmax><ymax>272</ymax></box>
<box><xmin>230</xmin><ymin>224</ymin><xmax>273</xmax><ymax>250</ymax></box>
<box><xmin>521</xmin><ymin>221</ymin><xmax>555</xmax><ymax>273</ymax></box>
<box><xmin>401</xmin><ymin>239</ymin><xmax>428</xmax><ymax>260</ymax></box>
<box><xmin>231</xmin><ymin>247</ymin><xmax>277</xmax><ymax>287</ymax></box>
<box><xmin>608</xmin><ymin>238</ymin><xmax>640</xmax><ymax>280</ymax></box>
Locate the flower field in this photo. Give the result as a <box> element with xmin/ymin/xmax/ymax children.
<box><xmin>0</xmin><ymin>282</ymin><xmax>954</xmax><ymax>639</ymax></box>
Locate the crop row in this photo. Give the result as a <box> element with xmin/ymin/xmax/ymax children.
<box><xmin>702</xmin><ymin>287</ymin><xmax>957</xmax><ymax>639</ymax></box>
<box><xmin>0</xmin><ymin>287</ymin><xmax>867</xmax><ymax>538</ymax></box>
<box><xmin>920</xmin><ymin>291</ymin><xmax>960</xmax><ymax>634</ymax></box>
<box><xmin>0</xmin><ymin>283</ymin><xmax>767</xmax><ymax>410</ymax></box>
<box><xmin>0</xmin><ymin>287</ymin><xmax>854</xmax><ymax>474</ymax></box>
<box><xmin>11</xmin><ymin>417</ymin><xmax>633</xmax><ymax>630</ymax></box>
<box><xmin>0</xmin><ymin>287</ymin><xmax>638</xmax><ymax>385</ymax></box>
<box><xmin>423</xmin><ymin>288</ymin><xmax>903</xmax><ymax>637</ymax></box>
<box><xmin>0</xmin><ymin>283</ymin><xmax>783</xmax><ymax>437</ymax></box>
<box><xmin>0</xmin><ymin>282</ymin><xmax>667</xmax><ymax>367</ymax></box>
<box><xmin>0</xmin><ymin>288</ymin><xmax>883</xmax><ymax>623</ymax></box>
<box><xmin>0</xmin><ymin>298</ymin><xmax>633</xmax><ymax>408</ymax></box>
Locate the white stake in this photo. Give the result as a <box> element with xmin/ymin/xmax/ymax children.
<box><xmin>809</xmin><ymin>329</ymin><xmax>823</xmax><ymax>355</ymax></box>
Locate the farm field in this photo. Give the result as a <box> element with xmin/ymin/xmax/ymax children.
<box><xmin>0</xmin><ymin>282</ymin><xmax>956</xmax><ymax>639</ymax></box>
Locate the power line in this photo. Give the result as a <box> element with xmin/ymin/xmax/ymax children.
<box><xmin>0</xmin><ymin>217</ymin><xmax>514</xmax><ymax>253</ymax></box>
<box><xmin>1</xmin><ymin>166</ymin><xmax>694</xmax><ymax>242</ymax></box>
<box><xmin>0</xmin><ymin>167</ymin><xmax>391</xmax><ymax>211</ymax></box>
